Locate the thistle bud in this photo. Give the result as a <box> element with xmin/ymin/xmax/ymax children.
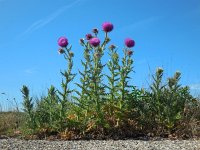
<box><xmin>127</xmin><ymin>50</ymin><xmax>133</xmax><ymax>56</ymax></box>
<box><xmin>98</xmin><ymin>47</ymin><xmax>103</xmax><ymax>52</ymax></box>
<box><xmin>58</xmin><ymin>48</ymin><xmax>65</xmax><ymax>54</ymax></box>
<box><xmin>85</xmin><ymin>34</ymin><xmax>93</xmax><ymax>40</ymax></box>
<box><xmin>94</xmin><ymin>52</ymin><xmax>101</xmax><ymax>58</ymax></box>
<box><xmin>109</xmin><ymin>44</ymin><xmax>116</xmax><ymax>50</ymax></box>
<box><xmin>79</xmin><ymin>38</ymin><xmax>85</xmax><ymax>45</ymax></box>
<box><xmin>156</xmin><ymin>67</ymin><xmax>164</xmax><ymax>76</ymax></box>
<box><xmin>174</xmin><ymin>71</ymin><xmax>181</xmax><ymax>80</ymax></box>
<box><xmin>92</xmin><ymin>28</ymin><xmax>98</xmax><ymax>34</ymax></box>
<box><xmin>105</xmin><ymin>37</ymin><xmax>111</xmax><ymax>44</ymax></box>
<box><xmin>69</xmin><ymin>52</ymin><xmax>74</xmax><ymax>57</ymax></box>
<box><xmin>113</xmin><ymin>52</ymin><xmax>119</xmax><ymax>60</ymax></box>
<box><xmin>128</xmin><ymin>59</ymin><xmax>133</xmax><ymax>65</ymax></box>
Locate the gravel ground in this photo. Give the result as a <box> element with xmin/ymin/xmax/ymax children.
<box><xmin>1</xmin><ymin>138</ymin><xmax>200</xmax><ymax>150</ymax></box>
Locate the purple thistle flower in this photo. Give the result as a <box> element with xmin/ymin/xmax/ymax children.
<box><xmin>102</xmin><ymin>22</ymin><xmax>113</xmax><ymax>32</ymax></box>
<box><xmin>58</xmin><ymin>36</ymin><xmax>68</xmax><ymax>47</ymax></box>
<box><xmin>89</xmin><ymin>38</ymin><xmax>100</xmax><ymax>47</ymax></box>
<box><xmin>85</xmin><ymin>34</ymin><xmax>93</xmax><ymax>40</ymax></box>
<box><xmin>125</xmin><ymin>38</ymin><xmax>135</xmax><ymax>48</ymax></box>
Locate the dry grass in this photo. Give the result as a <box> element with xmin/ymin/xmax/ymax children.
<box><xmin>0</xmin><ymin>111</ymin><xmax>25</xmax><ymax>136</ymax></box>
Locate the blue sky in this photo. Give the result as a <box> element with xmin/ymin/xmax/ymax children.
<box><xmin>0</xmin><ymin>0</ymin><xmax>200</xmax><ymax>110</ymax></box>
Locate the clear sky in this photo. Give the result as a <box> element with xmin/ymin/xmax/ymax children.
<box><xmin>0</xmin><ymin>0</ymin><xmax>200</xmax><ymax>110</ymax></box>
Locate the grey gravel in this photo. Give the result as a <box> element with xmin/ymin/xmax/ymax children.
<box><xmin>1</xmin><ymin>138</ymin><xmax>200</xmax><ymax>150</ymax></box>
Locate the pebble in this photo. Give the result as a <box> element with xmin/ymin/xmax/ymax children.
<box><xmin>1</xmin><ymin>138</ymin><xmax>200</xmax><ymax>150</ymax></box>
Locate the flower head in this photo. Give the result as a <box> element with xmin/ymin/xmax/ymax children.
<box><xmin>102</xmin><ymin>22</ymin><xmax>113</xmax><ymax>32</ymax></box>
<box><xmin>58</xmin><ymin>48</ymin><xmax>65</xmax><ymax>54</ymax></box>
<box><xmin>58</xmin><ymin>36</ymin><xmax>68</xmax><ymax>47</ymax></box>
<box><xmin>85</xmin><ymin>34</ymin><xmax>93</xmax><ymax>40</ymax></box>
<box><xmin>89</xmin><ymin>37</ymin><xmax>100</xmax><ymax>47</ymax></box>
<box><xmin>125</xmin><ymin>38</ymin><xmax>135</xmax><ymax>48</ymax></box>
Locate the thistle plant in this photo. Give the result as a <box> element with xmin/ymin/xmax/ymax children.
<box><xmin>106</xmin><ymin>45</ymin><xmax>120</xmax><ymax>106</ymax></box>
<box><xmin>149</xmin><ymin>67</ymin><xmax>165</xmax><ymax>125</ymax></box>
<box><xmin>75</xmin><ymin>40</ymin><xmax>93</xmax><ymax>109</ymax></box>
<box><xmin>74</xmin><ymin>38</ymin><xmax>95</xmax><ymax>131</ymax></box>
<box><xmin>146</xmin><ymin>69</ymin><xmax>192</xmax><ymax>134</ymax></box>
<box><xmin>88</xmin><ymin>22</ymin><xmax>116</xmax><ymax>127</ymax></box>
<box><xmin>57</xmin><ymin>37</ymin><xmax>76</xmax><ymax>130</ymax></box>
<box><xmin>163</xmin><ymin>71</ymin><xmax>187</xmax><ymax>129</ymax></box>
<box><xmin>118</xmin><ymin>39</ymin><xmax>135</xmax><ymax>110</ymax></box>
<box><xmin>75</xmin><ymin>22</ymin><xmax>115</xmax><ymax>128</ymax></box>
<box><xmin>106</xmin><ymin>40</ymin><xmax>134</xmax><ymax>127</ymax></box>
<box><xmin>86</xmin><ymin>26</ymin><xmax>109</xmax><ymax>126</ymax></box>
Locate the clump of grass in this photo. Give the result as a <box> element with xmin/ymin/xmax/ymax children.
<box><xmin>0</xmin><ymin>111</ymin><xmax>25</xmax><ymax>137</ymax></box>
